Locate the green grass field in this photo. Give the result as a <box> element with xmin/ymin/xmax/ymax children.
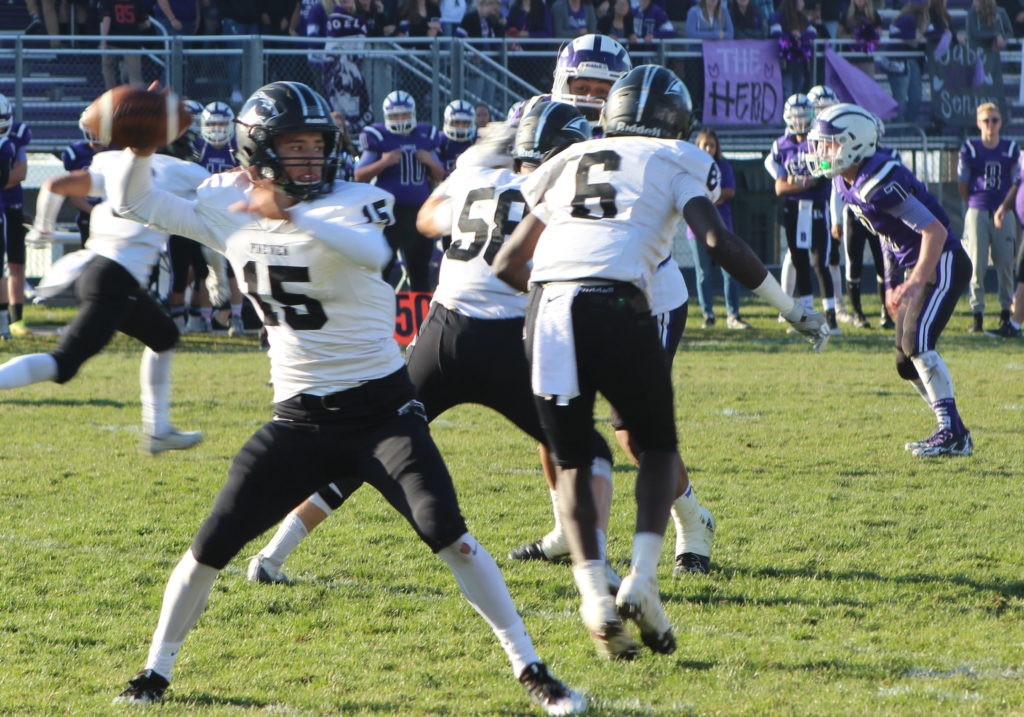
<box><xmin>0</xmin><ymin>300</ymin><xmax>1022</xmax><ymax>716</ymax></box>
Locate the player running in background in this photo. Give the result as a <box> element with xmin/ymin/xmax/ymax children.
<box><xmin>355</xmin><ymin>90</ymin><xmax>445</xmax><ymax>291</ymax></box>
<box><xmin>766</xmin><ymin>93</ymin><xmax>841</xmax><ymax>335</ymax></box>
<box><xmin>808</xmin><ymin>103</ymin><xmax>973</xmax><ymax>457</ymax></box>
<box><xmin>0</xmin><ymin>137</ymin><xmax>207</xmax><ymax>454</ymax></box>
<box><xmin>494</xmin><ymin>65</ymin><xmax>828</xmax><ymax>660</ymax></box>
<box><xmin>0</xmin><ymin>93</ymin><xmax>33</xmax><ymax>338</ymax></box>
<box><xmin>109</xmin><ymin>81</ymin><xmax>585</xmax><ymax>715</ymax></box>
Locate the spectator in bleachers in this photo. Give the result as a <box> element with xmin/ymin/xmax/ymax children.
<box><xmin>770</xmin><ymin>0</ymin><xmax>816</xmax><ymax>99</ymax></box>
<box><xmin>888</xmin><ymin>0</ymin><xmax>929</xmax><ymax>123</ymax></box>
<box><xmin>217</xmin><ymin>0</ymin><xmax>262</xmax><ymax>103</ymax></box>
<box><xmin>551</xmin><ymin>0</ymin><xmax>598</xmax><ymax>38</ymax></box>
<box><xmin>396</xmin><ymin>0</ymin><xmax>443</xmax><ymax>37</ymax></box>
<box><xmin>730</xmin><ymin>0</ymin><xmax>768</xmax><ymax>39</ymax></box>
<box><xmin>597</xmin><ymin>0</ymin><xmax>636</xmax><ymax>42</ymax></box>
<box><xmin>474</xmin><ymin>102</ymin><xmax>492</xmax><ymax>126</ymax></box>
<box><xmin>439</xmin><ymin>0</ymin><xmax>468</xmax><ymax>34</ymax></box>
<box><xmin>355</xmin><ymin>0</ymin><xmax>397</xmax><ymax>34</ymax></box>
<box><xmin>26</xmin><ymin>0</ymin><xmax>61</xmax><ymax>47</ymax></box>
<box><xmin>155</xmin><ymin>0</ymin><xmax>200</xmax><ymax>34</ymax></box>
<box><xmin>321</xmin><ymin>0</ymin><xmax>375</xmax><ymax>133</ymax></box>
<box><xmin>100</xmin><ymin>0</ymin><xmax>154</xmax><ymax>90</ymax></box>
<box><xmin>686</xmin><ymin>0</ymin><xmax>734</xmax><ymax>39</ymax></box>
<box><xmin>634</xmin><ymin>0</ymin><xmax>676</xmax><ymax>46</ymax></box>
<box><xmin>819</xmin><ymin>0</ymin><xmax>842</xmax><ymax>38</ymax></box>
<box><xmin>506</xmin><ymin>0</ymin><xmax>553</xmax><ymax>37</ymax></box>
<box><xmin>262</xmin><ymin>0</ymin><xmax>298</xmax><ymax>35</ymax></box>
<box><xmin>838</xmin><ymin>0</ymin><xmax>881</xmax><ymax>78</ymax></box>
<box><xmin>966</xmin><ymin>0</ymin><xmax>1012</xmax><ymax>51</ymax></box>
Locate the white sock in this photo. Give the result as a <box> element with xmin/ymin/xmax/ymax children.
<box><xmin>145</xmin><ymin>550</ymin><xmax>219</xmax><ymax>681</ymax></box>
<box><xmin>438</xmin><ymin>534</ymin><xmax>539</xmax><ymax>676</ymax></box>
<box><xmin>540</xmin><ymin>489</ymin><xmax>567</xmax><ymax>557</ymax></box>
<box><xmin>781</xmin><ymin>251</ymin><xmax>796</xmax><ymax>297</ymax></box>
<box><xmin>259</xmin><ymin>512</ymin><xmax>309</xmax><ymax>572</ymax></box>
<box><xmin>572</xmin><ymin>559</ymin><xmax>610</xmax><ymax>605</ymax></box>
<box><xmin>0</xmin><ymin>353</ymin><xmax>58</xmax><ymax>389</ymax></box>
<box><xmin>911</xmin><ymin>378</ymin><xmax>931</xmax><ymax>406</ymax></box>
<box><xmin>801</xmin><ymin>295</ymin><xmax>814</xmax><ymax>310</ymax></box>
<box><xmin>140</xmin><ymin>348</ymin><xmax>173</xmax><ymax>437</ymax></box>
<box><xmin>823</xmin><ymin>297</ymin><xmax>836</xmax><ymax>311</ymax></box>
<box><xmin>630</xmin><ymin>532</ymin><xmax>664</xmax><ymax>580</ymax></box>
<box><xmin>671</xmin><ymin>484</ymin><xmax>701</xmax><ymax>556</ymax></box>
<box><xmin>830</xmin><ymin>265</ymin><xmax>843</xmax><ymax>309</ymax></box>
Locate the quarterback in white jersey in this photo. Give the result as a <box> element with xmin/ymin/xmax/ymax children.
<box><xmin>0</xmin><ymin>141</ymin><xmax>208</xmax><ymax>455</ymax></box>
<box><xmin>110</xmin><ymin>82</ymin><xmax>585</xmax><ymax>717</ymax></box>
<box><xmin>495</xmin><ymin>65</ymin><xmax>829</xmax><ymax>663</ymax></box>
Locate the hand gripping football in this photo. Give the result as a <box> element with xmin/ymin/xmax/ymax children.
<box><xmin>80</xmin><ymin>85</ymin><xmax>192</xmax><ymax>149</ymax></box>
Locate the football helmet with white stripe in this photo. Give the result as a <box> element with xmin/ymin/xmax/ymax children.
<box><xmin>443</xmin><ymin>99</ymin><xmax>476</xmax><ymax>141</ymax></box>
<box><xmin>806</xmin><ymin>103</ymin><xmax>878</xmax><ymax>178</ymax></box>
<box><xmin>201</xmin><ymin>101</ymin><xmax>235</xmax><ymax>147</ymax></box>
<box><xmin>552</xmin><ymin>34</ymin><xmax>631</xmax><ymax>120</ymax></box>
<box><xmin>601</xmin><ymin>65</ymin><xmax>693</xmax><ymax>141</ymax></box>
<box><xmin>383</xmin><ymin>90</ymin><xmax>416</xmax><ymax>135</ymax></box>
<box><xmin>235</xmin><ymin>81</ymin><xmax>340</xmax><ymax>200</ymax></box>
<box><xmin>0</xmin><ymin>93</ymin><xmax>12</xmax><ymax>138</ymax></box>
<box><xmin>512</xmin><ymin>101</ymin><xmax>590</xmax><ymax>167</ymax></box>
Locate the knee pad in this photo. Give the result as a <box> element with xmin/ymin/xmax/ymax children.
<box><xmin>895</xmin><ymin>350</ymin><xmax>919</xmax><ymax>381</ymax></box>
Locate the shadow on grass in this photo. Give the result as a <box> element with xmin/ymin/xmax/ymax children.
<box><xmin>171</xmin><ymin>693</ymin><xmax>271</xmax><ymax>709</ymax></box>
<box><xmin>716</xmin><ymin>565</ymin><xmax>1024</xmax><ymax>600</ymax></box>
<box><xmin>0</xmin><ymin>397</ymin><xmax>127</xmax><ymax>408</ymax></box>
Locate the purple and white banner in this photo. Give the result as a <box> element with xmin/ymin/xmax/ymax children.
<box><xmin>702</xmin><ymin>41</ymin><xmax>783</xmax><ymax>126</ymax></box>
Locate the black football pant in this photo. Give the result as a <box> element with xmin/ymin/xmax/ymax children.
<box><xmin>383</xmin><ymin>204</ymin><xmax>435</xmax><ymax>292</ymax></box>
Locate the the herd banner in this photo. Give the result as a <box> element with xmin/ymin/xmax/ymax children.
<box><xmin>702</xmin><ymin>41</ymin><xmax>783</xmax><ymax>126</ymax></box>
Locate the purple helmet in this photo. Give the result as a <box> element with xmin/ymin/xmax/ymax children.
<box><xmin>552</xmin><ymin>34</ymin><xmax>631</xmax><ymax>120</ymax></box>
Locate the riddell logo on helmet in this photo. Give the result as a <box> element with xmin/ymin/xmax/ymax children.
<box><xmin>611</xmin><ymin>121</ymin><xmax>663</xmax><ymax>137</ymax></box>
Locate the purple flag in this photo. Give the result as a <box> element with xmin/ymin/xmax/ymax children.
<box><xmin>702</xmin><ymin>41</ymin><xmax>783</xmax><ymax>126</ymax></box>
<box><xmin>824</xmin><ymin>48</ymin><xmax>899</xmax><ymax>120</ymax></box>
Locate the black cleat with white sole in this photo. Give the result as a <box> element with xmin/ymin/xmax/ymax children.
<box><xmin>114</xmin><ymin>669</ymin><xmax>169</xmax><ymax>704</ymax></box>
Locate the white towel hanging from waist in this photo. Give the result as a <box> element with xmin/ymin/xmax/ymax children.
<box><xmin>531</xmin><ymin>283</ymin><xmax>582</xmax><ymax>406</ymax></box>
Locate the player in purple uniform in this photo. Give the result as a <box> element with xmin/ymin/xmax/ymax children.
<box><xmin>61</xmin><ymin>127</ymin><xmax>110</xmax><ymax>247</ymax></box>
<box><xmin>809</xmin><ymin>103</ymin><xmax>973</xmax><ymax>457</ymax></box>
<box><xmin>0</xmin><ymin>93</ymin><xmax>32</xmax><ymax>338</ymax></box>
<box><xmin>355</xmin><ymin>90</ymin><xmax>445</xmax><ymax>291</ymax></box>
<box><xmin>957</xmin><ymin>102</ymin><xmax>1020</xmax><ymax>334</ymax></box>
<box><xmin>765</xmin><ymin>93</ymin><xmax>840</xmax><ymax>334</ymax></box>
<box><xmin>551</xmin><ymin>33</ymin><xmax>632</xmax><ymax>128</ymax></box>
<box><xmin>437</xmin><ymin>99</ymin><xmax>477</xmax><ymax>173</ymax></box>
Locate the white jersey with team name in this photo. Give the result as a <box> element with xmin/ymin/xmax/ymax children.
<box><xmin>85</xmin><ymin>152</ymin><xmax>210</xmax><ymax>286</ymax></box>
<box><xmin>432</xmin><ymin>166</ymin><xmax>529</xmax><ymax>319</ymax></box>
<box><xmin>108</xmin><ymin>150</ymin><xmax>404</xmax><ymax>402</ymax></box>
<box><xmin>521</xmin><ymin>136</ymin><xmax>719</xmax><ymax>299</ymax></box>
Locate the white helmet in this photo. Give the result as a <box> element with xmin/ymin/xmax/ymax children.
<box><xmin>443</xmin><ymin>99</ymin><xmax>476</xmax><ymax>141</ymax></box>
<box><xmin>551</xmin><ymin>34</ymin><xmax>631</xmax><ymax>119</ymax></box>
<box><xmin>0</xmin><ymin>93</ymin><xmax>12</xmax><ymax>138</ymax></box>
<box><xmin>806</xmin><ymin>103</ymin><xmax>879</xmax><ymax>178</ymax></box>
<box><xmin>783</xmin><ymin>93</ymin><xmax>813</xmax><ymax>135</ymax></box>
<box><xmin>806</xmin><ymin>85</ymin><xmax>839</xmax><ymax>116</ymax></box>
<box><xmin>201</xmin><ymin>101</ymin><xmax>235</xmax><ymax>147</ymax></box>
<box><xmin>383</xmin><ymin>90</ymin><xmax>416</xmax><ymax>135</ymax></box>
<box><xmin>184</xmin><ymin>99</ymin><xmax>204</xmax><ymax>136</ymax></box>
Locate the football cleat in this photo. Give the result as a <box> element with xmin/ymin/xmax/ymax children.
<box><xmin>701</xmin><ymin>314</ymin><xmax>716</xmax><ymax>329</ymax></box>
<box><xmin>912</xmin><ymin>429</ymin><xmax>972</xmax><ymax>457</ymax></box>
<box><xmin>881</xmin><ymin>314</ymin><xmax>895</xmax><ymax>330</ymax></box>
<box><xmin>675</xmin><ymin>506</ymin><xmax>714</xmax><ymax>575</ymax></box>
<box><xmin>968</xmin><ymin>313</ymin><xmax>983</xmax><ymax>333</ymax></box>
<box><xmin>142</xmin><ymin>428</ymin><xmax>204</xmax><ymax>456</ymax></box>
<box><xmin>674</xmin><ymin>553</ymin><xmax>711</xmax><ymax>575</ymax></box>
<box><xmin>835</xmin><ymin>309</ymin><xmax>855</xmax><ymax>324</ymax></box>
<box><xmin>904</xmin><ymin>428</ymin><xmax>941</xmax><ymax>451</ymax></box>
<box><xmin>580</xmin><ymin>596</ymin><xmax>638</xmax><ymax>660</ymax></box>
<box><xmin>113</xmin><ymin>669</ymin><xmax>169</xmax><ymax>704</ymax></box>
<box><xmin>852</xmin><ymin>314</ymin><xmax>871</xmax><ymax>329</ymax></box>
<box><xmin>615</xmin><ymin>574</ymin><xmax>676</xmax><ymax>654</ymax></box>
<box><xmin>726</xmin><ymin>315</ymin><xmax>751</xmax><ymax>330</ymax></box>
<box><xmin>228</xmin><ymin>315</ymin><xmax>245</xmax><ymax>337</ymax></box>
<box><xmin>986</xmin><ymin>322</ymin><xmax>1022</xmax><ymax>338</ymax></box>
<box><xmin>508</xmin><ymin>532</ymin><xmax>569</xmax><ymax>562</ymax></box>
<box><xmin>518</xmin><ymin>662</ymin><xmax>587</xmax><ymax>716</ymax></box>
<box><xmin>785</xmin><ymin>308</ymin><xmax>830</xmax><ymax>351</ymax></box>
<box><xmin>8</xmin><ymin>320</ymin><xmax>32</xmax><ymax>337</ymax></box>
<box><xmin>247</xmin><ymin>553</ymin><xmax>290</xmax><ymax>584</ymax></box>
<box><xmin>825</xmin><ymin>308</ymin><xmax>842</xmax><ymax>336</ymax></box>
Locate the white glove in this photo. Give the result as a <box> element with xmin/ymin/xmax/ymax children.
<box><xmin>784</xmin><ymin>305</ymin><xmax>830</xmax><ymax>352</ymax></box>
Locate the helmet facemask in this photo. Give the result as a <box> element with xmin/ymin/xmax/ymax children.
<box><xmin>383</xmin><ymin>91</ymin><xmax>416</xmax><ymax>135</ymax></box>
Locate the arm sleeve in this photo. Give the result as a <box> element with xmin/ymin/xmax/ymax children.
<box><xmin>764</xmin><ymin>144</ymin><xmax>784</xmax><ymax>179</ymax></box>
<box><xmin>880</xmin><ymin>193</ymin><xmax>939</xmax><ymax>233</ymax></box>
<box><xmin>289</xmin><ymin>201</ymin><xmax>394</xmax><ymax>270</ymax></box>
<box><xmin>109</xmin><ymin>149</ymin><xmax>225</xmax><ymax>251</ymax></box>
<box><xmin>829</xmin><ymin>183</ymin><xmax>845</xmax><ymax>226</ymax></box>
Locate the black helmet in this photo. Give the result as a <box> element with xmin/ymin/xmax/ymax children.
<box><xmin>234</xmin><ymin>81</ymin><xmax>340</xmax><ymax>201</ymax></box>
<box><xmin>601</xmin><ymin>65</ymin><xmax>693</xmax><ymax>141</ymax></box>
<box><xmin>512</xmin><ymin>101</ymin><xmax>591</xmax><ymax>167</ymax></box>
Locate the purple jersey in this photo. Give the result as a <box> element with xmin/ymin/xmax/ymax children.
<box><xmin>766</xmin><ymin>133</ymin><xmax>829</xmax><ymax>203</ymax></box>
<box><xmin>835</xmin><ymin>151</ymin><xmax>960</xmax><ymax>288</ymax></box>
<box><xmin>1</xmin><ymin>121</ymin><xmax>31</xmax><ymax>206</ymax></box>
<box><xmin>327</xmin><ymin>7</ymin><xmax>366</xmax><ymax>36</ymax></box>
<box><xmin>61</xmin><ymin>140</ymin><xmax>99</xmax><ymax>172</ymax></box>
<box><xmin>194</xmin><ymin>138</ymin><xmax>238</xmax><ymax>174</ymax></box>
<box><xmin>437</xmin><ymin>134</ymin><xmax>475</xmax><ymax>173</ymax></box>
<box><xmin>357</xmin><ymin>122</ymin><xmax>441</xmax><ymax>206</ymax></box>
<box><xmin>0</xmin><ymin>137</ymin><xmax>16</xmax><ymax>209</ymax></box>
<box><xmin>957</xmin><ymin>137</ymin><xmax>1020</xmax><ymax>211</ymax></box>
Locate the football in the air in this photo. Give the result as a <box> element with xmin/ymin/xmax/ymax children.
<box><xmin>80</xmin><ymin>85</ymin><xmax>192</xmax><ymax>149</ymax></box>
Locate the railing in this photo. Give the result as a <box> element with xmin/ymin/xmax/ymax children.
<box><xmin>2</xmin><ymin>34</ymin><xmax>1021</xmax><ymax>154</ymax></box>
